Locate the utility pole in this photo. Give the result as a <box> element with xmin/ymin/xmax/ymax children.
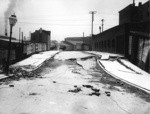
<box><xmin>19</xmin><ymin>28</ymin><xmax>21</xmax><ymax>43</ymax></box>
<box><xmin>22</xmin><ymin>32</ymin><xmax>23</xmax><ymax>44</ymax></box>
<box><xmin>29</xmin><ymin>31</ymin><xmax>31</xmax><ymax>41</ymax></box>
<box><xmin>83</xmin><ymin>32</ymin><xmax>84</xmax><ymax>43</ymax></box>
<box><xmin>99</xmin><ymin>26</ymin><xmax>101</xmax><ymax>33</ymax></box>
<box><xmin>89</xmin><ymin>11</ymin><xmax>97</xmax><ymax>36</ymax></box>
<box><xmin>21</xmin><ymin>32</ymin><xmax>24</xmax><ymax>59</ymax></box>
<box><xmin>18</xmin><ymin>27</ymin><xmax>21</xmax><ymax>61</ymax></box>
<box><xmin>133</xmin><ymin>0</ymin><xmax>135</xmax><ymax>4</ymax></box>
<box><xmin>101</xmin><ymin>19</ymin><xmax>104</xmax><ymax>32</ymax></box>
<box><xmin>89</xmin><ymin>11</ymin><xmax>96</xmax><ymax>50</ymax></box>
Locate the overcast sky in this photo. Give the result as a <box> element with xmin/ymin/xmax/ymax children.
<box><xmin>0</xmin><ymin>0</ymin><xmax>148</xmax><ymax>41</ymax></box>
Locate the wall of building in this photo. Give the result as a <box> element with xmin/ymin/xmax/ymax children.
<box><xmin>64</xmin><ymin>37</ymin><xmax>91</xmax><ymax>51</ymax></box>
<box><xmin>26</xmin><ymin>43</ymin><xmax>46</xmax><ymax>55</ymax></box>
<box><xmin>138</xmin><ymin>1</ymin><xmax>150</xmax><ymax>22</ymax></box>
<box><xmin>92</xmin><ymin>24</ymin><xmax>126</xmax><ymax>54</ymax></box>
<box><xmin>31</xmin><ymin>28</ymin><xmax>51</xmax><ymax>51</ymax></box>
<box><xmin>128</xmin><ymin>30</ymin><xmax>150</xmax><ymax>73</ymax></box>
<box><xmin>119</xmin><ymin>1</ymin><xmax>149</xmax><ymax>25</ymax></box>
<box><xmin>92</xmin><ymin>1</ymin><xmax>150</xmax><ymax>73</ymax></box>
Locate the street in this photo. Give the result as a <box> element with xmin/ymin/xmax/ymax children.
<box><xmin>0</xmin><ymin>51</ymin><xmax>149</xmax><ymax>114</ymax></box>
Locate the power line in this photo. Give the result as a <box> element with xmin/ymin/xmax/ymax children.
<box><xmin>17</xmin><ymin>21</ymin><xmax>91</xmax><ymax>26</ymax></box>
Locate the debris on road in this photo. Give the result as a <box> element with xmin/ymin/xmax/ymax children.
<box><xmin>9</xmin><ymin>85</ymin><xmax>14</xmax><ymax>87</ymax></box>
<box><xmin>68</xmin><ymin>87</ymin><xmax>82</xmax><ymax>93</ymax></box>
<box><xmin>89</xmin><ymin>92</ymin><xmax>100</xmax><ymax>96</ymax></box>
<box><xmin>29</xmin><ymin>92</ymin><xmax>39</xmax><ymax>96</ymax></box>
<box><xmin>105</xmin><ymin>91</ymin><xmax>111</xmax><ymax>96</ymax></box>
<box><xmin>82</xmin><ymin>84</ymin><xmax>93</xmax><ymax>88</ymax></box>
<box><xmin>91</xmin><ymin>88</ymin><xmax>100</xmax><ymax>93</ymax></box>
<box><xmin>53</xmin><ymin>81</ymin><xmax>56</xmax><ymax>83</ymax></box>
<box><xmin>74</xmin><ymin>85</ymin><xmax>77</xmax><ymax>88</ymax></box>
<box><xmin>82</xmin><ymin>84</ymin><xmax>101</xmax><ymax>97</ymax></box>
<box><xmin>67</xmin><ymin>58</ymin><xmax>76</xmax><ymax>61</ymax></box>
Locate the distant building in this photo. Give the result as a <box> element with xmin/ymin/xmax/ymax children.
<box><xmin>64</xmin><ymin>37</ymin><xmax>91</xmax><ymax>51</ymax></box>
<box><xmin>92</xmin><ymin>1</ymin><xmax>150</xmax><ymax>73</ymax></box>
<box><xmin>59</xmin><ymin>41</ymin><xmax>74</xmax><ymax>51</ymax></box>
<box><xmin>31</xmin><ymin>28</ymin><xmax>51</xmax><ymax>51</ymax></box>
<box><xmin>50</xmin><ymin>40</ymin><xmax>58</xmax><ymax>50</ymax></box>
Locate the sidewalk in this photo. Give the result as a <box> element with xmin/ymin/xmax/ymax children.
<box><xmin>87</xmin><ymin>51</ymin><xmax>150</xmax><ymax>93</ymax></box>
<box><xmin>11</xmin><ymin>51</ymin><xmax>59</xmax><ymax>71</ymax></box>
<box><xmin>98</xmin><ymin>59</ymin><xmax>150</xmax><ymax>93</ymax></box>
<box><xmin>0</xmin><ymin>51</ymin><xmax>59</xmax><ymax>80</ymax></box>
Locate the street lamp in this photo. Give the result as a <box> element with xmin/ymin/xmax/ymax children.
<box><xmin>6</xmin><ymin>14</ymin><xmax>17</xmax><ymax>75</ymax></box>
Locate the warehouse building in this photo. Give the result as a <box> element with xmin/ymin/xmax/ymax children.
<box><xmin>92</xmin><ymin>1</ymin><xmax>150</xmax><ymax>73</ymax></box>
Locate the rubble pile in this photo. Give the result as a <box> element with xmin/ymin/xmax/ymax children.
<box><xmin>68</xmin><ymin>84</ymin><xmax>112</xmax><ymax>97</ymax></box>
<box><xmin>68</xmin><ymin>87</ymin><xmax>82</xmax><ymax>93</ymax></box>
<box><xmin>10</xmin><ymin>67</ymin><xmax>38</xmax><ymax>79</ymax></box>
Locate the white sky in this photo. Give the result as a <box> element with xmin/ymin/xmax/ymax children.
<box><xmin>0</xmin><ymin>0</ymin><xmax>148</xmax><ymax>41</ymax></box>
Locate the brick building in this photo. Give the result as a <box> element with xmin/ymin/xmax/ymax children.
<box><xmin>92</xmin><ymin>1</ymin><xmax>150</xmax><ymax>73</ymax></box>
<box><xmin>31</xmin><ymin>28</ymin><xmax>51</xmax><ymax>51</ymax></box>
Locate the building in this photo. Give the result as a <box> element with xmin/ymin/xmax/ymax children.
<box><xmin>0</xmin><ymin>35</ymin><xmax>21</xmax><ymax>71</ymax></box>
<box><xmin>50</xmin><ymin>40</ymin><xmax>58</xmax><ymax>50</ymax></box>
<box><xmin>59</xmin><ymin>41</ymin><xmax>74</xmax><ymax>51</ymax></box>
<box><xmin>119</xmin><ymin>2</ymin><xmax>149</xmax><ymax>24</ymax></box>
<box><xmin>31</xmin><ymin>28</ymin><xmax>51</xmax><ymax>51</ymax></box>
<box><xmin>92</xmin><ymin>1</ymin><xmax>150</xmax><ymax>73</ymax></box>
<box><xmin>64</xmin><ymin>37</ymin><xmax>91</xmax><ymax>51</ymax></box>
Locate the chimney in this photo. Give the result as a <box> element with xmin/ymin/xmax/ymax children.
<box><xmin>5</xmin><ymin>28</ymin><xmax>7</xmax><ymax>36</ymax></box>
<box><xmin>139</xmin><ymin>2</ymin><xmax>142</xmax><ymax>6</ymax></box>
<box><xmin>133</xmin><ymin>0</ymin><xmax>135</xmax><ymax>6</ymax></box>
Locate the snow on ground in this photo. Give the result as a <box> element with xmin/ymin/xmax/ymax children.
<box><xmin>54</xmin><ymin>51</ymin><xmax>94</xmax><ymax>60</ymax></box>
<box><xmin>77</xmin><ymin>58</ymin><xmax>96</xmax><ymax>70</ymax></box>
<box><xmin>87</xmin><ymin>51</ymin><xmax>150</xmax><ymax>93</ymax></box>
<box><xmin>0</xmin><ymin>52</ymin><xmax>149</xmax><ymax>114</ymax></box>
<box><xmin>0</xmin><ymin>74</ymin><xmax>8</xmax><ymax>79</ymax></box>
<box><xmin>87</xmin><ymin>51</ymin><xmax>124</xmax><ymax>59</ymax></box>
<box><xmin>99</xmin><ymin>59</ymin><xmax>150</xmax><ymax>92</ymax></box>
<box><xmin>120</xmin><ymin>59</ymin><xmax>149</xmax><ymax>76</ymax></box>
<box><xmin>2</xmin><ymin>50</ymin><xmax>149</xmax><ymax>94</ymax></box>
<box><xmin>11</xmin><ymin>51</ymin><xmax>59</xmax><ymax>71</ymax></box>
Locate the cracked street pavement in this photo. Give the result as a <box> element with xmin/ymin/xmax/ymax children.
<box><xmin>0</xmin><ymin>51</ymin><xmax>149</xmax><ymax>114</ymax></box>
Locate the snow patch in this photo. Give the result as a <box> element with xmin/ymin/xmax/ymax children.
<box><xmin>54</xmin><ymin>51</ymin><xmax>93</xmax><ymax>60</ymax></box>
<box><xmin>11</xmin><ymin>51</ymin><xmax>59</xmax><ymax>71</ymax></box>
<box><xmin>77</xmin><ymin>58</ymin><xmax>96</xmax><ymax>70</ymax></box>
<box><xmin>99</xmin><ymin>59</ymin><xmax>150</xmax><ymax>92</ymax></box>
